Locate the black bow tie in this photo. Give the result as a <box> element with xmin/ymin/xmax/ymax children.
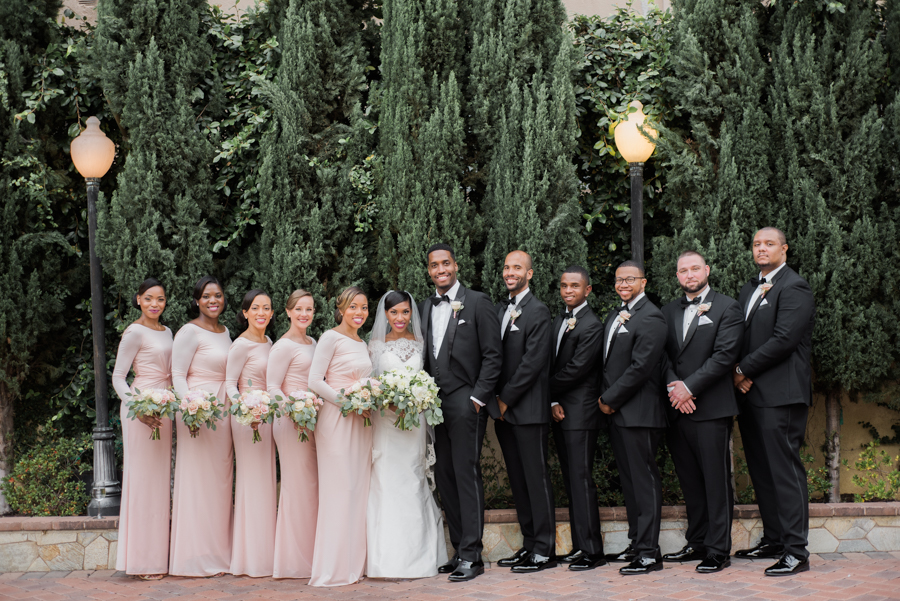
<box><xmin>501</xmin><ymin>297</ymin><xmax>517</xmax><ymax>307</ymax></box>
<box><xmin>750</xmin><ymin>276</ymin><xmax>768</xmax><ymax>287</ymax></box>
<box><xmin>561</xmin><ymin>310</ymin><xmax>573</xmax><ymax>319</ymax></box>
<box><xmin>680</xmin><ymin>296</ymin><xmax>702</xmax><ymax>308</ymax></box>
<box><xmin>431</xmin><ymin>294</ymin><xmax>450</xmax><ymax>307</ymax></box>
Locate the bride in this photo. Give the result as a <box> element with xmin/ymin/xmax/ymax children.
<box><xmin>367</xmin><ymin>290</ymin><xmax>448</xmax><ymax>578</ymax></box>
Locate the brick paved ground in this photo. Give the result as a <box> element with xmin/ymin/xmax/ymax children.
<box><xmin>0</xmin><ymin>553</ymin><xmax>898</xmax><ymax>601</ymax></box>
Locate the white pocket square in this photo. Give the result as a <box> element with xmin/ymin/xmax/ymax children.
<box><xmin>510</xmin><ymin>324</ymin><xmax>520</xmax><ymax>332</ymax></box>
<box><xmin>458</xmin><ymin>319</ymin><xmax>466</xmax><ymax>325</ymax></box>
<box><xmin>759</xmin><ymin>298</ymin><xmax>769</xmax><ymax>306</ymax></box>
<box><xmin>698</xmin><ymin>315</ymin><xmax>714</xmax><ymax>326</ymax></box>
<box><xmin>617</xmin><ymin>326</ymin><xmax>628</xmax><ymax>334</ymax></box>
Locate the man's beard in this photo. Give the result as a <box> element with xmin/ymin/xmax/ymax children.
<box><xmin>680</xmin><ymin>277</ymin><xmax>708</xmax><ymax>294</ymax></box>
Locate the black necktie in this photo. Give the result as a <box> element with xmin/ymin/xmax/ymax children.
<box><xmin>430</xmin><ymin>294</ymin><xmax>450</xmax><ymax>307</ymax></box>
<box><xmin>750</xmin><ymin>276</ymin><xmax>767</xmax><ymax>287</ymax></box>
<box><xmin>679</xmin><ymin>296</ymin><xmax>702</xmax><ymax>308</ymax></box>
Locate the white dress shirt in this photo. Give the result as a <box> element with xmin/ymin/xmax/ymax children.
<box><xmin>745</xmin><ymin>261</ymin><xmax>787</xmax><ymax>320</ymax></box>
<box><xmin>430</xmin><ymin>280</ymin><xmax>484</xmax><ymax>406</ymax></box>
<box><xmin>605</xmin><ymin>292</ymin><xmax>644</xmax><ymax>359</ymax></box>
<box><xmin>500</xmin><ymin>287</ymin><xmax>530</xmax><ymax>340</ymax></box>
<box><xmin>682</xmin><ymin>285</ymin><xmax>711</xmax><ymax>340</ymax></box>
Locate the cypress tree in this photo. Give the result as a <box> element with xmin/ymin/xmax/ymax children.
<box><xmin>255</xmin><ymin>0</ymin><xmax>376</xmax><ymax>335</ymax></box>
<box><xmin>90</xmin><ymin>0</ymin><xmax>220</xmax><ymax>328</ymax></box>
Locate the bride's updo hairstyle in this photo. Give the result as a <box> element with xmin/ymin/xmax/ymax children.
<box><xmin>383</xmin><ymin>290</ymin><xmax>413</xmax><ymax>313</ymax></box>
<box><xmin>236</xmin><ymin>288</ymin><xmax>270</xmax><ymax>330</ymax></box>
<box><xmin>285</xmin><ymin>289</ymin><xmax>312</xmax><ymax>311</ymax></box>
<box><xmin>334</xmin><ymin>286</ymin><xmax>366</xmax><ymax>324</ymax></box>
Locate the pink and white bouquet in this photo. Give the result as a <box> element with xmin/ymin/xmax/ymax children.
<box><xmin>125</xmin><ymin>387</ymin><xmax>178</xmax><ymax>440</ymax></box>
<box><xmin>378</xmin><ymin>366</ymin><xmax>443</xmax><ymax>430</ymax></box>
<box><xmin>230</xmin><ymin>388</ymin><xmax>279</xmax><ymax>443</ymax></box>
<box><xmin>281</xmin><ymin>390</ymin><xmax>325</xmax><ymax>442</ymax></box>
<box><xmin>339</xmin><ymin>378</ymin><xmax>383</xmax><ymax>427</ymax></box>
<box><xmin>177</xmin><ymin>389</ymin><xmax>225</xmax><ymax>438</ymax></box>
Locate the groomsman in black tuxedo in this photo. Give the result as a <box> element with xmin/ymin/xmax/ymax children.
<box><xmin>733</xmin><ymin>228</ymin><xmax>815</xmax><ymax>576</ymax></box>
<box><xmin>549</xmin><ymin>265</ymin><xmax>606</xmax><ymax>571</ymax></box>
<box><xmin>659</xmin><ymin>250</ymin><xmax>744</xmax><ymax>573</ymax></box>
<box><xmin>491</xmin><ymin>251</ymin><xmax>556</xmax><ymax>573</ymax></box>
<box><xmin>598</xmin><ymin>260</ymin><xmax>668</xmax><ymax>575</ymax></box>
<box><xmin>420</xmin><ymin>243</ymin><xmax>502</xmax><ymax>582</ymax></box>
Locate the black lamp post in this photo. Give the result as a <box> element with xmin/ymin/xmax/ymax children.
<box><xmin>70</xmin><ymin>117</ymin><xmax>120</xmax><ymax>517</ymax></box>
<box><xmin>613</xmin><ymin>101</ymin><xmax>657</xmax><ymax>269</ymax></box>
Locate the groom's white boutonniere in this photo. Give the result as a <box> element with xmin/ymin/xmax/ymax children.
<box><xmin>450</xmin><ymin>300</ymin><xmax>464</xmax><ymax>318</ymax></box>
<box><xmin>566</xmin><ymin>317</ymin><xmax>577</xmax><ymax>332</ymax></box>
<box><xmin>759</xmin><ymin>282</ymin><xmax>773</xmax><ymax>298</ymax></box>
<box><xmin>510</xmin><ymin>307</ymin><xmax>522</xmax><ymax>325</ymax></box>
<box><xmin>697</xmin><ymin>303</ymin><xmax>711</xmax><ymax>317</ymax></box>
<box><xmin>617</xmin><ymin>310</ymin><xmax>631</xmax><ymax>325</ymax></box>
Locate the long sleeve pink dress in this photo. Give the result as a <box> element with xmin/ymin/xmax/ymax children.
<box><xmin>113</xmin><ymin>324</ymin><xmax>173</xmax><ymax>575</ymax></box>
<box><xmin>266</xmin><ymin>337</ymin><xmax>318</xmax><ymax>579</ymax></box>
<box><xmin>307</xmin><ymin>330</ymin><xmax>374</xmax><ymax>587</ymax></box>
<box><xmin>225</xmin><ymin>336</ymin><xmax>275</xmax><ymax>577</ymax></box>
<box><xmin>169</xmin><ymin>323</ymin><xmax>234</xmax><ymax>576</ymax></box>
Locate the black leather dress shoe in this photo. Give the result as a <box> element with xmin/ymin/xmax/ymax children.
<box><xmin>497</xmin><ymin>547</ymin><xmax>530</xmax><ymax>568</ymax></box>
<box><xmin>696</xmin><ymin>554</ymin><xmax>731</xmax><ymax>573</ymax></box>
<box><xmin>663</xmin><ymin>545</ymin><xmax>707</xmax><ymax>562</ymax></box>
<box><xmin>438</xmin><ymin>553</ymin><xmax>460</xmax><ymax>574</ymax></box>
<box><xmin>605</xmin><ymin>544</ymin><xmax>637</xmax><ymax>563</ymax></box>
<box><xmin>568</xmin><ymin>552</ymin><xmax>607</xmax><ymax>571</ymax></box>
<box><xmin>734</xmin><ymin>542</ymin><xmax>784</xmax><ymax>559</ymax></box>
<box><xmin>510</xmin><ymin>553</ymin><xmax>557</xmax><ymax>574</ymax></box>
<box><xmin>448</xmin><ymin>560</ymin><xmax>485</xmax><ymax>582</ymax></box>
<box><xmin>619</xmin><ymin>556</ymin><xmax>664</xmax><ymax>575</ymax></box>
<box><xmin>764</xmin><ymin>554</ymin><xmax>809</xmax><ymax>576</ymax></box>
<box><xmin>558</xmin><ymin>549</ymin><xmax>585</xmax><ymax>564</ymax></box>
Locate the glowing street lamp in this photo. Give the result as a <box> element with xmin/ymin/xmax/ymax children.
<box><xmin>613</xmin><ymin>101</ymin><xmax>657</xmax><ymax>269</ymax></box>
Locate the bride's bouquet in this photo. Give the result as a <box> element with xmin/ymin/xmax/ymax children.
<box><xmin>338</xmin><ymin>378</ymin><xmax>383</xmax><ymax>427</ymax></box>
<box><xmin>125</xmin><ymin>388</ymin><xmax>179</xmax><ymax>440</ymax></box>
<box><xmin>177</xmin><ymin>389</ymin><xmax>225</xmax><ymax>438</ymax></box>
<box><xmin>378</xmin><ymin>366</ymin><xmax>443</xmax><ymax>430</ymax></box>
<box><xmin>281</xmin><ymin>390</ymin><xmax>325</xmax><ymax>442</ymax></box>
<box><xmin>230</xmin><ymin>384</ymin><xmax>280</xmax><ymax>443</ymax></box>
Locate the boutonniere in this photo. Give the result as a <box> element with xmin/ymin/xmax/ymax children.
<box><xmin>697</xmin><ymin>303</ymin><xmax>712</xmax><ymax>316</ymax></box>
<box><xmin>566</xmin><ymin>317</ymin><xmax>577</xmax><ymax>332</ymax></box>
<box><xmin>760</xmin><ymin>282</ymin><xmax>773</xmax><ymax>298</ymax></box>
<box><xmin>510</xmin><ymin>307</ymin><xmax>522</xmax><ymax>325</ymax></box>
<box><xmin>450</xmin><ymin>300</ymin><xmax>464</xmax><ymax>318</ymax></box>
<box><xmin>617</xmin><ymin>310</ymin><xmax>631</xmax><ymax>325</ymax></box>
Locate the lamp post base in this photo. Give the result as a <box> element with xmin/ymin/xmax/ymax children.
<box><xmin>87</xmin><ymin>426</ymin><xmax>121</xmax><ymax>517</ymax></box>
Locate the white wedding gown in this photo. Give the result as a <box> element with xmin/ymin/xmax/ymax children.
<box><xmin>367</xmin><ymin>338</ymin><xmax>448</xmax><ymax>578</ymax></box>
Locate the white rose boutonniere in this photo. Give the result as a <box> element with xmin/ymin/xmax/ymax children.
<box><xmin>697</xmin><ymin>303</ymin><xmax>712</xmax><ymax>317</ymax></box>
<box><xmin>760</xmin><ymin>282</ymin><xmax>773</xmax><ymax>298</ymax></box>
<box><xmin>617</xmin><ymin>310</ymin><xmax>631</xmax><ymax>325</ymax></box>
<box><xmin>566</xmin><ymin>317</ymin><xmax>577</xmax><ymax>332</ymax></box>
<box><xmin>510</xmin><ymin>308</ymin><xmax>522</xmax><ymax>325</ymax></box>
<box><xmin>450</xmin><ymin>300</ymin><xmax>464</xmax><ymax>319</ymax></box>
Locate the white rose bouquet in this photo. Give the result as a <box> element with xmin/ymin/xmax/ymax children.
<box><xmin>282</xmin><ymin>390</ymin><xmax>325</xmax><ymax>442</ymax></box>
<box><xmin>378</xmin><ymin>366</ymin><xmax>443</xmax><ymax>430</ymax></box>
<box><xmin>125</xmin><ymin>387</ymin><xmax>178</xmax><ymax>440</ymax></box>
<box><xmin>177</xmin><ymin>389</ymin><xmax>225</xmax><ymax>438</ymax></box>
<box><xmin>230</xmin><ymin>387</ymin><xmax>280</xmax><ymax>443</ymax></box>
<box><xmin>339</xmin><ymin>378</ymin><xmax>383</xmax><ymax>427</ymax></box>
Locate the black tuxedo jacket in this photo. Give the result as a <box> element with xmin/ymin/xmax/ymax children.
<box><xmin>420</xmin><ymin>284</ymin><xmax>503</xmax><ymax>407</ymax></box>
<box><xmin>737</xmin><ymin>265</ymin><xmax>815</xmax><ymax>408</ymax></box>
<box><xmin>660</xmin><ymin>288</ymin><xmax>744</xmax><ymax>422</ymax></box>
<box><xmin>599</xmin><ymin>295</ymin><xmax>667</xmax><ymax>429</ymax></box>
<box><xmin>493</xmin><ymin>291</ymin><xmax>551</xmax><ymax>425</ymax></box>
<box><xmin>549</xmin><ymin>304</ymin><xmax>604</xmax><ymax>431</ymax></box>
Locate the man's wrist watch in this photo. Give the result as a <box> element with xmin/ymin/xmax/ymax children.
<box><xmin>735</xmin><ymin>365</ymin><xmax>743</xmax><ymax>375</ymax></box>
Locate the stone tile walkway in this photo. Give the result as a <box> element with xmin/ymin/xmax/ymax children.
<box><xmin>0</xmin><ymin>553</ymin><xmax>898</xmax><ymax>600</ymax></box>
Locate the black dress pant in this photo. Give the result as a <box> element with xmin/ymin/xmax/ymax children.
<box><xmin>737</xmin><ymin>402</ymin><xmax>809</xmax><ymax>559</ymax></box>
<box><xmin>433</xmin><ymin>386</ymin><xmax>488</xmax><ymax>562</ymax></box>
<box><xmin>609</xmin><ymin>423</ymin><xmax>663</xmax><ymax>560</ymax></box>
<box><xmin>495</xmin><ymin>419</ymin><xmax>556</xmax><ymax>557</ymax></box>
<box><xmin>552</xmin><ymin>423</ymin><xmax>603</xmax><ymax>555</ymax></box>
<box><xmin>667</xmin><ymin>416</ymin><xmax>734</xmax><ymax>556</ymax></box>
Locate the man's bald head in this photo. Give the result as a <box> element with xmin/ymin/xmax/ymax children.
<box><xmin>503</xmin><ymin>250</ymin><xmax>534</xmax><ymax>296</ymax></box>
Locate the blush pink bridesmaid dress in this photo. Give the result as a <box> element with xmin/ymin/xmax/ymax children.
<box><xmin>307</xmin><ymin>330</ymin><xmax>374</xmax><ymax>587</ymax></box>
<box><xmin>112</xmin><ymin>324</ymin><xmax>174</xmax><ymax>575</ymax></box>
<box><xmin>267</xmin><ymin>337</ymin><xmax>318</xmax><ymax>579</ymax></box>
<box><xmin>169</xmin><ymin>323</ymin><xmax>234</xmax><ymax>576</ymax></box>
<box><xmin>225</xmin><ymin>336</ymin><xmax>275</xmax><ymax>577</ymax></box>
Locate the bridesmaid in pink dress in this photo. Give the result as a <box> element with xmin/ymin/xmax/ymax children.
<box><xmin>308</xmin><ymin>286</ymin><xmax>374</xmax><ymax>587</ymax></box>
<box><xmin>113</xmin><ymin>278</ymin><xmax>173</xmax><ymax>580</ymax></box>
<box><xmin>267</xmin><ymin>289</ymin><xmax>318</xmax><ymax>579</ymax></box>
<box><xmin>169</xmin><ymin>276</ymin><xmax>234</xmax><ymax>577</ymax></box>
<box><xmin>226</xmin><ymin>289</ymin><xmax>275</xmax><ymax>577</ymax></box>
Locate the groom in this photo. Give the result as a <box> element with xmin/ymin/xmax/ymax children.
<box><xmin>421</xmin><ymin>243</ymin><xmax>503</xmax><ymax>582</ymax></box>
